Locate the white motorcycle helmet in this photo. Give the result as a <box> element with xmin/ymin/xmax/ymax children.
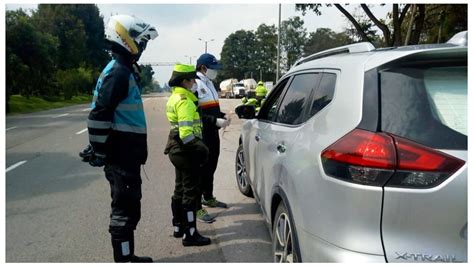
<box><xmin>105</xmin><ymin>14</ymin><xmax>158</xmax><ymax>58</ymax></box>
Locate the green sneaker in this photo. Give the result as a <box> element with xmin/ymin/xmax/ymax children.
<box><xmin>197</xmin><ymin>208</ymin><xmax>215</xmax><ymax>223</ymax></box>
<box><xmin>202</xmin><ymin>197</ymin><xmax>228</xmax><ymax>208</ymax></box>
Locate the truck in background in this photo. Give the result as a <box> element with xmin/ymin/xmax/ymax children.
<box><xmin>240</xmin><ymin>79</ymin><xmax>257</xmax><ymax>95</ymax></box>
<box><xmin>264</xmin><ymin>81</ymin><xmax>274</xmax><ymax>92</ymax></box>
<box><xmin>219</xmin><ymin>78</ymin><xmax>266</xmax><ymax>98</ymax></box>
<box><xmin>232</xmin><ymin>82</ymin><xmax>247</xmax><ymax>98</ymax></box>
<box><xmin>219</xmin><ymin>78</ymin><xmax>241</xmax><ymax>98</ymax></box>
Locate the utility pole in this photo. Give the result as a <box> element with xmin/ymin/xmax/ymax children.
<box><xmin>276</xmin><ymin>4</ymin><xmax>281</xmax><ymax>82</ymax></box>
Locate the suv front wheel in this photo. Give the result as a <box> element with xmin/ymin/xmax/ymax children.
<box><xmin>235</xmin><ymin>143</ymin><xmax>253</xmax><ymax>197</ymax></box>
<box><xmin>273</xmin><ymin>202</ymin><xmax>300</xmax><ymax>262</ymax></box>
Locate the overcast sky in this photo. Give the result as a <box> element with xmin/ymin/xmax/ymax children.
<box><xmin>6</xmin><ymin>2</ymin><xmax>392</xmax><ymax>85</ymax></box>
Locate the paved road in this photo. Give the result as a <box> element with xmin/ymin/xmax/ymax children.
<box><xmin>5</xmin><ymin>94</ymin><xmax>272</xmax><ymax>262</ymax></box>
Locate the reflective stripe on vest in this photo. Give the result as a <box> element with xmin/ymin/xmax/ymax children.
<box><xmin>88</xmin><ymin>119</ymin><xmax>112</xmax><ymax>129</ymax></box>
<box><xmin>112</xmin><ymin>123</ymin><xmax>147</xmax><ymax>134</ymax></box>
<box><xmin>166</xmin><ymin>87</ymin><xmax>203</xmax><ymax>142</ymax></box>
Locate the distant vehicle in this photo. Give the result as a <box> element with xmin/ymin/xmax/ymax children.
<box><xmin>232</xmin><ymin>82</ymin><xmax>247</xmax><ymax>98</ymax></box>
<box><xmin>234</xmin><ymin>31</ymin><xmax>467</xmax><ymax>262</ymax></box>
<box><xmin>240</xmin><ymin>78</ymin><xmax>257</xmax><ymax>95</ymax></box>
<box><xmin>264</xmin><ymin>81</ymin><xmax>274</xmax><ymax>92</ymax></box>
<box><xmin>219</xmin><ymin>78</ymin><xmax>238</xmax><ymax>98</ymax></box>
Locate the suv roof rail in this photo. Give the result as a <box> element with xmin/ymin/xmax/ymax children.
<box><xmin>447</xmin><ymin>31</ymin><xmax>467</xmax><ymax>46</ymax></box>
<box><xmin>293</xmin><ymin>42</ymin><xmax>375</xmax><ymax>67</ymax></box>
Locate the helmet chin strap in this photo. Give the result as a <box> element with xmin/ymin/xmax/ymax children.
<box><xmin>133</xmin><ymin>62</ymin><xmax>142</xmax><ymax>73</ymax></box>
<box><xmin>132</xmin><ymin>40</ymin><xmax>147</xmax><ymax>65</ymax></box>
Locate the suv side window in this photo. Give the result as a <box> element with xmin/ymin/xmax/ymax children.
<box><xmin>309</xmin><ymin>73</ymin><xmax>337</xmax><ymax>117</ymax></box>
<box><xmin>258</xmin><ymin>78</ymin><xmax>289</xmax><ymax>121</ymax></box>
<box><xmin>275</xmin><ymin>73</ymin><xmax>321</xmax><ymax>125</ymax></box>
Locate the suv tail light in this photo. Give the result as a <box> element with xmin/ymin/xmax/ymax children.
<box><xmin>321</xmin><ymin>129</ymin><xmax>465</xmax><ymax>188</ymax></box>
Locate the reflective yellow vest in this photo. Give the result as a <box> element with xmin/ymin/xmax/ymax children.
<box><xmin>255</xmin><ymin>85</ymin><xmax>268</xmax><ymax>97</ymax></box>
<box><xmin>166</xmin><ymin>87</ymin><xmax>203</xmax><ymax>144</ymax></box>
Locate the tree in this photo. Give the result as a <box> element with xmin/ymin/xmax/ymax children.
<box><xmin>67</xmin><ymin>4</ymin><xmax>109</xmax><ymax>68</ymax></box>
<box><xmin>280</xmin><ymin>16</ymin><xmax>307</xmax><ymax>72</ymax></box>
<box><xmin>343</xmin><ymin>7</ymin><xmax>383</xmax><ymax>46</ymax></box>
<box><xmin>254</xmin><ymin>24</ymin><xmax>277</xmax><ymax>82</ymax></box>
<box><xmin>6</xmin><ymin>4</ymin><xmax>111</xmax><ymax>111</ymax></box>
<box><xmin>304</xmin><ymin>28</ymin><xmax>352</xmax><ymax>55</ymax></box>
<box><xmin>6</xmin><ymin>9</ymin><xmax>59</xmax><ymax>98</ymax></box>
<box><xmin>56</xmin><ymin>67</ymin><xmax>93</xmax><ymax>100</ymax></box>
<box><xmin>218</xmin><ymin>30</ymin><xmax>257</xmax><ymax>83</ymax></box>
<box><xmin>418</xmin><ymin>4</ymin><xmax>467</xmax><ymax>44</ymax></box>
<box><xmin>152</xmin><ymin>80</ymin><xmax>163</xmax><ymax>93</ymax></box>
<box><xmin>296</xmin><ymin>4</ymin><xmax>411</xmax><ymax>47</ymax></box>
<box><xmin>33</xmin><ymin>5</ymin><xmax>88</xmax><ymax>70</ymax></box>
<box><xmin>137</xmin><ymin>64</ymin><xmax>155</xmax><ymax>93</ymax></box>
<box><xmin>6</xmin><ymin>47</ymin><xmax>28</xmax><ymax>112</ymax></box>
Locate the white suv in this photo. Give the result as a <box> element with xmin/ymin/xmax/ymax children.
<box><xmin>235</xmin><ymin>32</ymin><xmax>467</xmax><ymax>262</ymax></box>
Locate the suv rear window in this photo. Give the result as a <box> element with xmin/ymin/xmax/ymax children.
<box><xmin>380</xmin><ymin>64</ymin><xmax>467</xmax><ymax>150</ymax></box>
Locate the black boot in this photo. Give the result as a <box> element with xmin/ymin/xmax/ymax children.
<box><xmin>111</xmin><ymin>232</ymin><xmax>153</xmax><ymax>263</ymax></box>
<box><xmin>79</xmin><ymin>144</ymin><xmax>93</xmax><ymax>161</ymax></box>
<box><xmin>182</xmin><ymin>205</ymin><xmax>211</xmax><ymax>246</ymax></box>
<box><xmin>171</xmin><ymin>198</ymin><xmax>184</xmax><ymax>238</ymax></box>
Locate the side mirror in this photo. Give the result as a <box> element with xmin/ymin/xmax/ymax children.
<box><xmin>235</xmin><ymin>104</ymin><xmax>256</xmax><ymax>119</ymax></box>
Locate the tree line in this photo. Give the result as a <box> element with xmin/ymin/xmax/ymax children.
<box><xmin>6</xmin><ymin>4</ymin><xmax>155</xmax><ymax>113</ymax></box>
<box><xmin>216</xmin><ymin>4</ymin><xmax>466</xmax><ymax>85</ymax></box>
<box><xmin>6</xmin><ymin>4</ymin><xmax>466</xmax><ymax>111</ymax></box>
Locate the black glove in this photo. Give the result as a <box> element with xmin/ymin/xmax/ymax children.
<box><xmin>184</xmin><ymin>138</ymin><xmax>209</xmax><ymax>166</ymax></box>
<box><xmin>89</xmin><ymin>152</ymin><xmax>106</xmax><ymax>167</ymax></box>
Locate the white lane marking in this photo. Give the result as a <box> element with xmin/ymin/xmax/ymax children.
<box><xmin>6</xmin><ymin>160</ymin><xmax>27</xmax><ymax>173</ymax></box>
<box><xmin>52</xmin><ymin>113</ymin><xmax>69</xmax><ymax>118</ymax></box>
<box><xmin>76</xmin><ymin>128</ymin><xmax>88</xmax><ymax>135</ymax></box>
<box><xmin>6</xmin><ymin>126</ymin><xmax>18</xmax><ymax>131</ymax></box>
<box><xmin>82</xmin><ymin>108</ymin><xmax>92</xmax><ymax>112</ymax></box>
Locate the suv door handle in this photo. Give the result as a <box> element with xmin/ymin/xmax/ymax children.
<box><xmin>255</xmin><ymin>135</ymin><xmax>260</xmax><ymax>142</ymax></box>
<box><xmin>277</xmin><ymin>144</ymin><xmax>286</xmax><ymax>153</ymax></box>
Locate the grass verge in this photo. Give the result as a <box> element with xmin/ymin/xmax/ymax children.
<box><xmin>7</xmin><ymin>95</ymin><xmax>92</xmax><ymax>115</ymax></box>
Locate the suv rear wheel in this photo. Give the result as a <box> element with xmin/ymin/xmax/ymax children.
<box><xmin>273</xmin><ymin>202</ymin><xmax>300</xmax><ymax>262</ymax></box>
<box><xmin>235</xmin><ymin>143</ymin><xmax>253</xmax><ymax>197</ymax></box>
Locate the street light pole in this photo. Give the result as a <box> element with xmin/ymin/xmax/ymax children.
<box><xmin>184</xmin><ymin>55</ymin><xmax>196</xmax><ymax>64</ymax></box>
<box><xmin>198</xmin><ymin>38</ymin><xmax>215</xmax><ymax>53</ymax></box>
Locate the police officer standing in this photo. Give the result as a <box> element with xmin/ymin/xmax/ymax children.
<box><xmin>87</xmin><ymin>15</ymin><xmax>157</xmax><ymax>262</ymax></box>
<box><xmin>255</xmin><ymin>81</ymin><xmax>268</xmax><ymax>106</ymax></box>
<box><xmin>195</xmin><ymin>53</ymin><xmax>230</xmax><ymax>223</ymax></box>
<box><xmin>165</xmin><ymin>64</ymin><xmax>212</xmax><ymax>246</ymax></box>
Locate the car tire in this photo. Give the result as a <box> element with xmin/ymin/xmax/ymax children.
<box><xmin>272</xmin><ymin>202</ymin><xmax>300</xmax><ymax>263</ymax></box>
<box><xmin>235</xmin><ymin>143</ymin><xmax>253</xmax><ymax>197</ymax></box>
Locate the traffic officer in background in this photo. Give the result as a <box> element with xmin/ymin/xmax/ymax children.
<box><xmin>164</xmin><ymin>64</ymin><xmax>212</xmax><ymax>246</ymax></box>
<box><xmin>195</xmin><ymin>53</ymin><xmax>230</xmax><ymax>223</ymax></box>
<box><xmin>255</xmin><ymin>81</ymin><xmax>267</xmax><ymax>106</ymax></box>
<box><xmin>87</xmin><ymin>14</ymin><xmax>157</xmax><ymax>262</ymax></box>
